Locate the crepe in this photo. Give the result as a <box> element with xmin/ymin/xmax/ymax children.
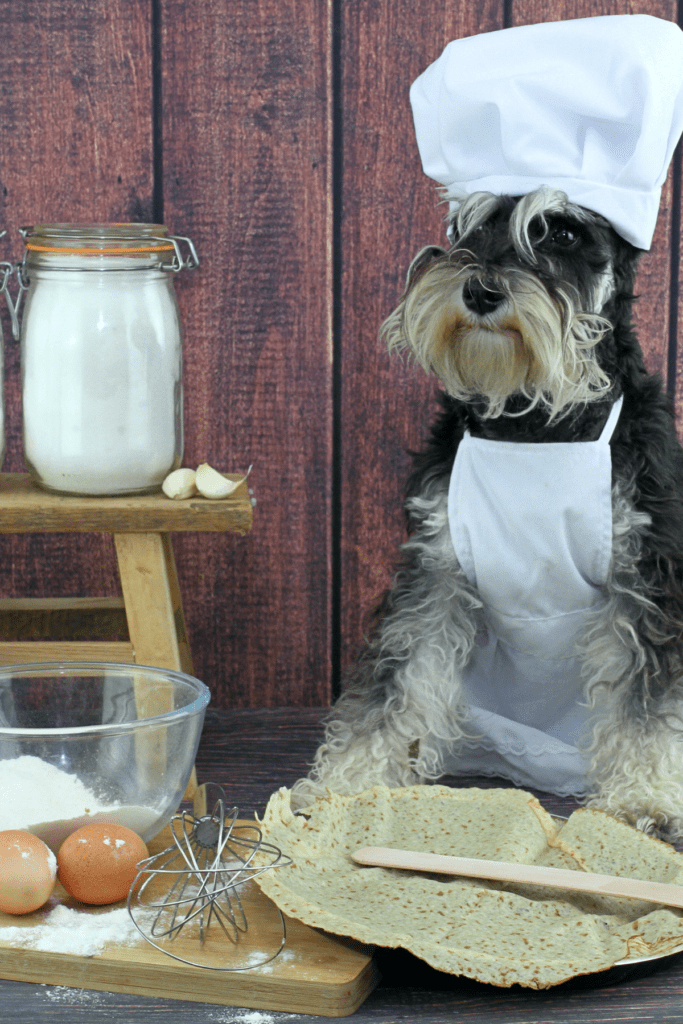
<box><xmin>256</xmin><ymin>785</ymin><xmax>683</xmax><ymax>988</ymax></box>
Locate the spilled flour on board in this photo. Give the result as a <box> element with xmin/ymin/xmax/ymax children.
<box><xmin>0</xmin><ymin>904</ymin><xmax>154</xmax><ymax>957</ymax></box>
<box><xmin>239</xmin><ymin>948</ymin><xmax>300</xmax><ymax>974</ymax></box>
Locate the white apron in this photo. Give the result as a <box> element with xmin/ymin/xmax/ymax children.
<box><xmin>441</xmin><ymin>398</ymin><xmax>622</xmax><ymax>796</ymax></box>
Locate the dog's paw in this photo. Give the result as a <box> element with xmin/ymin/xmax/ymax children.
<box><xmin>634</xmin><ymin>814</ymin><xmax>683</xmax><ymax>845</ymax></box>
<box><xmin>587</xmin><ymin>797</ymin><xmax>683</xmax><ymax>845</ymax></box>
<box><xmin>634</xmin><ymin>812</ymin><xmax>671</xmax><ymax>840</ymax></box>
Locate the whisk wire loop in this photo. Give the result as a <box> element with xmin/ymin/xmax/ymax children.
<box><xmin>127</xmin><ymin>790</ymin><xmax>290</xmax><ymax>970</ymax></box>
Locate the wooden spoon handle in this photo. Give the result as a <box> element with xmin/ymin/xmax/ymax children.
<box><xmin>352</xmin><ymin>846</ymin><xmax>683</xmax><ymax>909</ymax></box>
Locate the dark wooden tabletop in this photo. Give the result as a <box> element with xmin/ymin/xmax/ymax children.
<box><xmin>4</xmin><ymin>706</ymin><xmax>683</xmax><ymax>1023</ymax></box>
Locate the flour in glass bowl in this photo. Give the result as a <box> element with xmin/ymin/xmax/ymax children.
<box><xmin>0</xmin><ymin>755</ymin><xmax>162</xmax><ymax>851</ymax></box>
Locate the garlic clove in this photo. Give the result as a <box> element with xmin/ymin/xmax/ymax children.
<box><xmin>195</xmin><ymin>463</ymin><xmax>251</xmax><ymax>499</ymax></box>
<box><xmin>162</xmin><ymin>467</ymin><xmax>198</xmax><ymax>500</ymax></box>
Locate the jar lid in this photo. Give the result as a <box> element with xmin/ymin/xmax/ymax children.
<box><xmin>19</xmin><ymin>224</ymin><xmax>198</xmax><ymax>271</ymax></box>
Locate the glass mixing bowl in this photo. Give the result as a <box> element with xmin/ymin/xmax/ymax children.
<box><xmin>0</xmin><ymin>662</ymin><xmax>210</xmax><ymax>851</ymax></box>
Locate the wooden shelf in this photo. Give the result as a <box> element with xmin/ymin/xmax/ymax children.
<box><xmin>0</xmin><ymin>473</ymin><xmax>253</xmax><ymax>534</ymax></box>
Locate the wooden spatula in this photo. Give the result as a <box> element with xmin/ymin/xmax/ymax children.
<box><xmin>352</xmin><ymin>846</ymin><xmax>683</xmax><ymax>908</ymax></box>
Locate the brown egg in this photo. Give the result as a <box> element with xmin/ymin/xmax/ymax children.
<box><xmin>0</xmin><ymin>829</ymin><xmax>57</xmax><ymax>915</ymax></box>
<box><xmin>57</xmin><ymin>823</ymin><xmax>149</xmax><ymax>905</ymax></box>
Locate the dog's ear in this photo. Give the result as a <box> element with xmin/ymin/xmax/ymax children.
<box><xmin>405</xmin><ymin>245</ymin><xmax>448</xmax><ymax>290</ymax></box>
<box><xmin>611</xmin><ymin>233</ymin><xmax>642</xmax><ymax>296</ymax></box>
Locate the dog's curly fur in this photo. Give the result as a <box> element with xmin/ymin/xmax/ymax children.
<box><xmin>293</xmin><ymin>186</ymin><xmax>683</xmax><ymax>840</ymax></box>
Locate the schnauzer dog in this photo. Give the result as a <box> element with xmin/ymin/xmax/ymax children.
<box><xmin>293</xmin><ymin>186</ymin><xmax>683</xmax><ymax>840</ymax></box>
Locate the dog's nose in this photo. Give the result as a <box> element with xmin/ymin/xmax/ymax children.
<box><xmin>462</xmin><ymin>279</ymin><xmax>505</xmax><ymax>316</ymax></box>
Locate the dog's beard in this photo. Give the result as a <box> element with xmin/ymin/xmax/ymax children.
<box><xmin>383</xmin><ymin>262</ymin><xmax>611</xmax><ymax>419</ymax></box>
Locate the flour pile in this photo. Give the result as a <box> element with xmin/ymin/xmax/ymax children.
<box><xmin>0</xmin><ymin>755</ymin><xmax>161</xmax><ymax>850</ymax></box>
<box><xmin>0</xmin><ymin>904</ymin><xmax>149</xmax><ymax>957</ymax></box>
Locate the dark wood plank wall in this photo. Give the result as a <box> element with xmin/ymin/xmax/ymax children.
<box><xmin>159</xmin><ymin>0</ymin><xmax>333</xmax><ymax>706</ymax></box>
<box><xmin>0</xmin><ymin>0</ymin><xmax>680</xmax><ymax>708</ymax></box>
<box><xmin>0</xmin><ymin>5</ymin><xmax>155</xmax><ymax>639</ymax></box>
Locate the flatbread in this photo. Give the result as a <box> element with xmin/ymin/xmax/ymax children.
<box><xmin>256</xmin><ymin>785</ymin><xmax>683</xmax><ymax>988</ymax></box>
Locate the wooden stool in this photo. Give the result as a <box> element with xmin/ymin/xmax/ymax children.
<box><xmin>0</xmin><ymin>473</ymin><xmax>253</xmax><ymax>796</ymax></box>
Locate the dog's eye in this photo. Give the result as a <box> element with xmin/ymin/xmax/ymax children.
<box><xmin>550</xmin><ymin>227</ymin><xmax>580</xmax><ymax>248</ymax></box>
<box><xmin>461</xmin><ymin>222</ymin><xmax>490</xmax><ymax>239</ymax></box>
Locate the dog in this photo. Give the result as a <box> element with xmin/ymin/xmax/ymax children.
<box><xmin>292</xmin><ymin>185</ymin><xmax>683</xmax><ymax>841</ymax></box>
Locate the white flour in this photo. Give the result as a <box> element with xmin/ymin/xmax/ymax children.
<box><xmin>208</xmin><ymin>1011</ymin><xmax>300</xmax><ymax>1023</ymax></box>
<box><xmin>233</xmin><ymin>948</ymin><xmax>299</xmax><ymax>975</ymax></box>
<box><xmin>22</xmin><ymin>260</ymin><xmax>181</xmax><ymax>495</ymax></box>
<box><xmin>0</xmin><ymin>755</ymin><xmax>160</xmax><ymax>851</ymax></box>
<box><xmin>42</xmin><ymin>986</ymin><xmax>107</xmax><ymax>1005</ymax></box>
<box><xmin>0</xmin><ymin>904</ymin><xmax>150</xmax><ymax>957</ymax></box>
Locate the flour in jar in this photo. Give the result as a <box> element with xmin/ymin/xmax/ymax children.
<box><xmin>21</xmin><ymin>263</ymin><xmax>182</xmax><ymax>495</ymax></box>
<box><xmin>0</xmin><ymin>755</ymin><xmax>161</xmax><ymax>851</ymax></box>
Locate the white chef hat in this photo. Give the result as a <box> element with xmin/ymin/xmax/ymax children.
<box><xmin>409</xmin><ymin>15</ymin><xmax>683</xmax><ymax>250</ymax></box>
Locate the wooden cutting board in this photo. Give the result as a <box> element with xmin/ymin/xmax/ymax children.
<box><xmin>0</xmin><ymin>821</ymin><xmax>379</xmax><ymax>1017</ymax></box>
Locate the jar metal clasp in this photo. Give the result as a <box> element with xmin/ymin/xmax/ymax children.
<box><xmin>156</xmin><ymin>235</ymin><xmax>200</xmax><ymax>273</ymax></box>
<box><xmin>0</xmin><ymin>230</ymin><xmax>20</xmax><ymax>341</ymax></box>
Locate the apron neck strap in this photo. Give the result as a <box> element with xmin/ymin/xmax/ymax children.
<box><xmin>599</xmin><ymin>395</ymin><xmax>624</xmax><ymax>444</ymax></box>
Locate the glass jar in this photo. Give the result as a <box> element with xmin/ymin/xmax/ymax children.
<box><xmin>16</xmin><ymin>224</ymin><xmax>198</xmax><ymax>496</ymax></box>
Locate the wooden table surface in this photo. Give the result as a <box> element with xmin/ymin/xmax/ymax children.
<box><xmin>4</xmin><ymin>706</ymin><xmax>683</xmax><ymax>1023</ymax></box>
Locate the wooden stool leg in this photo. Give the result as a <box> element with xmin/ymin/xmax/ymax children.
<box><xmin>114</xmin><ymin>533</ymin><xmax>190</xmax><ymax>672</ymax></box>
<box><xmin>114</xmin><ymin>532</ymin><xmax>198</xmax><ymax>799</ymax></box>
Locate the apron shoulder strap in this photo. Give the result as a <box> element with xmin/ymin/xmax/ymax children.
<box><xmin>599</xmin><ymin>395</ymin><xmax>624</xmax><ymax>444</ymax></box>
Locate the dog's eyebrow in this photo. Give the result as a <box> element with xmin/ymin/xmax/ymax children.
<box><xmin>405</xmin><ymin>245</ymin><xmax>449</xmax><ymax>287</ymax></box>
<box><xmin>544</xmin><ymin>213</ymin><xmax>586</xmax><ymax>229</ymax></box>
